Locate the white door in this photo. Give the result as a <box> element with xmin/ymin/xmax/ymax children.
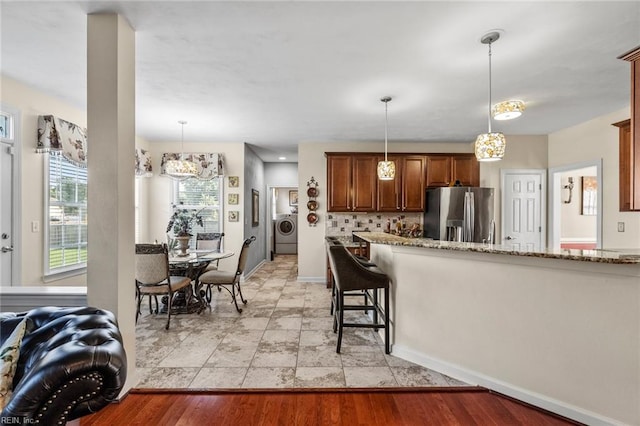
<box><xmin>0</xmin><ymin>128</ymin><xmax>14</xmax><ymax>285</ymax></box>
<box><xmin>501</xmin><ymin>170</ymin><xmax>545</xmax><ymax>251</ymax></box>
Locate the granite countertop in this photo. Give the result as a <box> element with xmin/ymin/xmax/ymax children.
<box><xmin>325</xmin><ymin>236</ymin><xmax>362</xmax><ymax>248</ymax></box>
<box><xmin>352</xmin><ymin>232</ymin><xmax>640</xmax><ymax>265</ymax></box>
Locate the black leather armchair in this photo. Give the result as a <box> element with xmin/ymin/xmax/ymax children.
<box><xmin>0</xmin><ymin>306</ymin><xmax>127</xmax><ymax>425</ymax></box>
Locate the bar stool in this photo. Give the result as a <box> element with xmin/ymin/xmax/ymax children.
<box><xmin>327</xmin><ymin>245</ymin><xmax>390</xmax><ymax>354</ymax></box>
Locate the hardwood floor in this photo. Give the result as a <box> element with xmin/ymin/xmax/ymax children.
<box><xmin>80</xmin><ymin>388</ymin><xmax>579</xmax><ymax>425</ymax></box>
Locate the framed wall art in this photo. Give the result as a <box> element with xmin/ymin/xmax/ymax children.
<box><xmin>228</xmin><ymin>193</ymin><xmax>239</xmax><ymax>205</ymax></box>
<box><xmin>228</xmin><ymin>176</ymin><xmax>239</xmax><ymax>188</ymax></box>
<box><xmin>252</xmin><ymin>189</ymin><xmax>259</xmax><ymax>227</ymax></box>
<box><xmin>581</xmin><ymin>176</ymin><xmax>597</xmax><ymax>216</ymax></box>
<box><xmin>228</xmin><ymin>210</ymin><xmax>239</xmax><ymax>222</ymax></box>
<box><xmin>289</xmin><ymin>190</ymin><xmax>298</xmax><ymax>206</ymax></box>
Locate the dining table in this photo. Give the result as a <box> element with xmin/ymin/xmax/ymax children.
<box><xmin>164</xmin><ymin>250</ymin><xmax>235</xmax><ymax>314</ymax></box>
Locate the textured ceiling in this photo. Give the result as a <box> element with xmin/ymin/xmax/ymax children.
<box><xmin>1</xmin><ymin>1</ymin><xmax>639</xmax><ymax>161</ymax></box>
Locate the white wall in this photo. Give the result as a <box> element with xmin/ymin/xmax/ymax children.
<box><xmin>559</xmin><ymin>167</ymin><xmax>597</xmax><ymax>241</ymax></box>
<box><xmin>373</xmin><ymin>244</ymin><xmax>640</xmax><ymax>425</ymax></box>
<box><xmin>146</xmin><ymin>141</ymin><xmax>245</xmax><ymax>272</ymax></box>
<box><xmin>264</xmin><ymin>162</ymin><xmax>298</xmax><ymax>187</ymax></box>
<box><xmin>2</xmin><ymin>75</ymin><xmax>87</xmax><ymax>286</ymax></box>
<box><xmin>274</xmin><ymin>187</ymin><xmax>297</xmax><ymax>215</ymax></box>
<box><xmin>548</xmin><ymin>108</ymin><xmax>640</xmax><ymax>248</ymax></box>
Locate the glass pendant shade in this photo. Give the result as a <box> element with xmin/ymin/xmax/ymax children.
<box><xmin>377</xmin><ymin>160</ymin><xmax>396</xmax><ymax>180</ymax></box>
<box><xmin>166</xmin><ymin>120</ymin><xmax>198</xmax><ymax>179</ymax></box>
<box><xmin>165</xmin><ymin>158</ymin><xmax>198</xmax><ymax>177</ymax></box>
<box><xmin>475</xmin><ymin>132</ymin><xmax>506</xmax><ymax>162</ymax></box>
<box><xmin>492</xmin><ymin>100</ymin><xmax>525</xmax><ymax>120</ymax></box>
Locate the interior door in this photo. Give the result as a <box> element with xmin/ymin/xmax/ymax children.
<box><xmin>502</xmin><ymin>171</ymin><xmax>544</xmax><ymax>251</ymax></box>
<box><xmin>0</xmin><ymin>139</ymin><xmax>13</xmax><ymax>285</ymax></box>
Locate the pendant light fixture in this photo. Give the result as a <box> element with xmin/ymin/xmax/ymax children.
<box><xmin>165</xmin><ymin>120</ymin><xmax>198</xmax><ymax>179</ymax></box>
<box><xmin>377</xmin><ymin>96</ymin><xmax>395</xmax><ymax>180</ymax></box>
<box><xmin>475</xmin><ymin>31</ymin><xmax>506</xmax><ymax>162</ymax></box>
<box><xmin>492</xmin><ymin>100</ymin><xmax>525</xmax><ymax>120</ymax></box>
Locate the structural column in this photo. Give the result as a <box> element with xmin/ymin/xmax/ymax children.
<box><xmin>87</xmin><ymin>14</ymin><xmax>136</xmax><ymax>392</ymax></box>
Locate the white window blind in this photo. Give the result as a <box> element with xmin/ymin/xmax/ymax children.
<box><xmin>172</xmin><ymin>177</ymin><xmax>223</xmax><ymax>246</ymax></box>
<box><xmin>46</xmin><ymin>154</ymin><xmax>88</xmax><ymax>275</ymax></box>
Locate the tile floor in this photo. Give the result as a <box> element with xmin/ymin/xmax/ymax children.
<box><xmin>135</xmin><ymin>255</ymin><xmax>468</xmax><ymax>389</ymax></box>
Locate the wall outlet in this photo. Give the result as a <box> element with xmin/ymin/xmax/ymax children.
<box><xmin>31</xmin><ymin>221</ymin><xmax>40</xmax><ymax>233</ymax></box>
<box><xmin>617</xmin><ymin>222</ymin><xmax>625</xmax><ymax>232</ymax></box>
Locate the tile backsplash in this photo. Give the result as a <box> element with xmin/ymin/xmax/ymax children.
<box><xmin>325</xmin><ymin>212</ymin><xmax>422</xmax><ymax>237</ymax></box>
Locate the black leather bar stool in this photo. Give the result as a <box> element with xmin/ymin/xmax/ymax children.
<box><xmin>327</xmin><ymin>245</ymin><xmax>390</xmax><ymax>354</ymax></box>
<box><xmin>326</xmin><ymin>239</ymin><xmax>375</xmax><ymax>316</ymax></box>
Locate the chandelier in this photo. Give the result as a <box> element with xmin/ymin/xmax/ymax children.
<box><xmin>165</xmin><ymin>120</ymin><xmax>198</xmax><ymax>179</ymax></box>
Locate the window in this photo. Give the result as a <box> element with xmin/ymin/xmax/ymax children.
<box><xmin>172</xmin><ymin>177</ymin><xmax>223</xmax><ymax>246</ymax></box>
<box><xmin>135</xmin><ymin>178</ymin><xmax>140</xmax><ymax>243</ymax></box>
<box><xmin>46</xmin><ymin>155</ymin><xmax>88</xmax><ymax>276</ymax></box>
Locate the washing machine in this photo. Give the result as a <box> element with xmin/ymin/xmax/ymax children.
<box><xmin>275</xmin><ymin>214</ymin><xmax>297</xmax><ymax>254</ymax></box>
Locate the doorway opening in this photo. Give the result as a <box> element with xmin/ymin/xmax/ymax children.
<box><xmin>548</xmin><ymin>160</ymin><xmax>603</xmax><ymax>249</ymax></box>
<box><xmin>1</xmin><ymin>104</ymin><xmax>21</xmax><ymax>286</ymax></box>
<box><xmin>266</xmin><ymin>185</ymin><xmax>298</xmax><ymax>261</ymax></box>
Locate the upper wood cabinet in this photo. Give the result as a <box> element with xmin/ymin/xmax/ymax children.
<box><xmin>614</xmin><ymin>119</ymin><xmax>637</xmax><ymax>211</ymax></box>
<box><xmin>326</xmin><ymin>154</ymin><xmax>377</xmax><ymax>212</ymax></box>
<box><xmin>619</xmin><ymin>46</ymin><xmax>640</xmax><ymax>211</ymax></box>
<box><xmin>425</xmin><ymin>154</ymin><xmax>479</xmax><ymax>188</ymax></box>
<box><xmin>377</xmin><ymin>155</ymin><xmax>426</xmax><ymax>212</ymax></box>
<box><xmin>327</xmin><ymin>152</ymin><xmax>477</xmax><ymax>213</ymax></box>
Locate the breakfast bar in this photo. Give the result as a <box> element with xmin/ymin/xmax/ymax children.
<box><xmin>354</xmin><ymin>232</ymin><xmax>640</xmax><ymax>426</ymax></box>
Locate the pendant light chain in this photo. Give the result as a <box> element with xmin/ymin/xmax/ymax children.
<box><xmin>179</xmin><ymin>120</ymin><xmax>187</xmax><ymax>158</ymax></box>
<box><xmin>384</xmin><ymin>99</ymin><xmax>389</xmax><ymax>162</ymax></box>
<box><xmin>487</xmin><ymin>42</ymin><xmax>492</xmax><ymax>133</ymax></box>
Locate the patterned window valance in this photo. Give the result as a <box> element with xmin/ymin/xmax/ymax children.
<box><xmin>160</xmin><ymin>153</ymin><xmax>225</xmax><ymax>180</ymax></box>
<box><xmin>135</xmin><ymin>148</ymin><xmax>153</xmax><ymax>177</ymax></box>
<box><xmin>36</xmin><ymin>115</ymin><xmax>87</xmax><ymax>167</ymax></box>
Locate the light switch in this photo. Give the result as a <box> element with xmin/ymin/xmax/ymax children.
<box><xmin>31</xmin><ymin>221</ymin><xmax>40</xmax><ymax>233</ymax></box>
<box><xmin>617</xmin><ymin>222</ymin><xmax>625</xmax><ymax>232</ymax></box>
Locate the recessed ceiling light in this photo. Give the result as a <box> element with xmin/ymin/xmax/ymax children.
<box><xmin>278</xmin><ymin>156</ymin><xmax>287</xmax><ymax>160</ymax></box>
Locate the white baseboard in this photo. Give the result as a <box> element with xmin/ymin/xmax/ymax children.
<box><xmin>560</xmin><ymin>238</ymin><xmax>597</xmax><ymax>243</ymax></box>
<box><xmin>243</xmin><ymin>260</ymin><xmax>266</xmax><ymax>281</ymax></box>
<box><xmin>296</xmin><ymin>276</ymin><xmax>326</xmax><ymax>283</ymax></box>
<box><xmin>391</xmin><ymin>344</ymin><xmax>622</xmax><ymax>426</ymax></box>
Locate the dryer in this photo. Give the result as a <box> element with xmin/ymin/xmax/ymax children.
<box><xmin>275</xmin><ymin>214</ymin><xmax>297</xmax><ymax>254</ymax></box>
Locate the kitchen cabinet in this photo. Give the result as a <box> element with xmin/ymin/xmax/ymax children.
<box><xmin>326</xmin><ymin>154</ymin><xmax>377</xmax><ymax>212</ymax></box>
<box><xmin>377</xmin><ymin>155</ymin><xmax>426</xmax><ymax>212</ymax></box>
<box><xmin>619</xmin><ymin>46</ymin><xmax>640</xmax><ymax>211</ymax></box>
<box><xmin>425</xmin><ymin>154</ymin><xmax>479</xmax><ymax>187</ymax></box>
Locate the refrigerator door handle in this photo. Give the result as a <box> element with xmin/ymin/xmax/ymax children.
<box><xmin>463</xmin><ymin>191</ymin><xmax>474</xmax><ymax>242</ymax></box>
<box><xmin>469</xmin><ymin>191</ymin><xmax>475</xmax><ymax>241</ymax></box>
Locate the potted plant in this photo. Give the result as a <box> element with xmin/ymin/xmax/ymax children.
<box><xmin>166</xmin><ymin>207</ymin><xmax>204</xmax><ymax>255</ymax></box>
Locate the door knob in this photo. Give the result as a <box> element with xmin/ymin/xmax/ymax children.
<box><xmin>1</xmin><ymin>246</ymin><xmax>13</xmax><ymax>253</ymax></box>
<box><xmin>505</xmin><ymin>236</ymin><xmax>514</xmax><ymax>240</ymax></box>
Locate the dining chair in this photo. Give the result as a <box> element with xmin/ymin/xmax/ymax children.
<box><xmin>197</xmin><ymin>236</ymin><xmax>255</xmax><ymax>313</ymax></box>
<box><xmin>135</xmin><ymin>243</ymin><xmax>193</xmax><ymax>330</ymax></box>
<box><xmin>196</xmin><ymin>232</ymin><xmax>225</xmax><ymax>270</ymax></box>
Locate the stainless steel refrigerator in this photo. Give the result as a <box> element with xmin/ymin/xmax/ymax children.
<box><xmin>423</xmin><ymin>187</ymin><xmax>495</xmax><ymax>243</ymax></box>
